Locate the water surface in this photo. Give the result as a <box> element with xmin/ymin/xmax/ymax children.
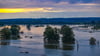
<box><xmin>0</xmin><ymin>25</ymin><xmax>100</xmax><ymax>56</ymax></box>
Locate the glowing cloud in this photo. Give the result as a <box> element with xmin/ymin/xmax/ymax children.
<box><xmin>0</xmin><ymin>8</ymin><xmax>53</xmax><ymax>13</ymax></box>
<box><xmin>0</xmin><ymin>9</ymin><xmax>25</xmax><ymax>13</ymax></box>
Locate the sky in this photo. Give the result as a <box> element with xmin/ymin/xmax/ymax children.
<box><xmin>0</xmin><ymin>0</ymin><xmax>100</xmax><ymax>19</ymax></box>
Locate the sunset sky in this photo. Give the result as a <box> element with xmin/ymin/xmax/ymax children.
<box><xmin>0</xmin><ymin>0</ymin><xmax>100</xmax><ymax>19</ymax></box>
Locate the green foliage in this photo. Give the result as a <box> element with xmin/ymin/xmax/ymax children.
<box><xmin>89</xmin><ymin>37</ymin><xmax>96</xmax><ymax>45</ymax></box>
<box><xmin>60</xmin><ymin>25</ymin><xmax>75</xmax><ymax>44</ymax></box>
<box><xmin>0</xmin><ymin>25</ymin><xmax>21</xmax><ymax>40</ymax></box>
<box><xmin>10</xmin><ymin>25</ymin><xmax>20</xmax><ymax>39</ymax></box>
<box><xmin>0</xmin><ymin>28</ymin><xmax>11</xmax><ymax>40</ymax></box>
<box><xmin>43</xmin><ymin>25</ymin><xmax>59</xmax><ymax>43</ymax></box>
<box><xmin>10</xmin><ymin>25</ymin><xmax>20</xmax><ymax>35</ymax></box>
<box><xmin>43</xmin><ymin>25</ymin><xmax>75</xmax><ymax>44</ymax></box>
<box><xmin>11</xmin><ymin>27</ymin><xmax>19</xmax><ymax>35</ymax></box>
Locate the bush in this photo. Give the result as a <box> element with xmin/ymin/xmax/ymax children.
<box><xmin>89</xmin><ymin>37</ymin><xmax>96</xmax><ymax>45</ymax></box>
<box><xmin>0</xmin><ymin>28</ymin><xmax>11</xmax><ymax>40</ymax></box>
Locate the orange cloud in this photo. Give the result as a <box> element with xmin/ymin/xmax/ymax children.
<box><xmin>0</xmin><ymin>8</ymin><xmax>53</xmax><ymax>13</ymax></box>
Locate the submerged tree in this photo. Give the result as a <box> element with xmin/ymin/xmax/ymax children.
<box><xmin>10</xmin><ymin>25</ymin><xmax>20</xmax><ymax>39</ymax></box>
<box><xmin>26</xmin><ymin>24</ymin><xmax>31</xmax><ymax>31</ymax></box>
<box><xmin>89</xmin><ymin>37</ymin><xmax>96</xmax><ymax>45</ymax></box>
<box><xmin>0</xmin><ymin>25</ymin><xmax>21</xmax><ymax>40</ymax></box>
<box><xmin>43</xmin><ymin>25</ymin><xmax>60</xmax><ymax>44</ymax></box>
<box><xmin>60</xmin><ymin>25</ymin><xmax>75</xmax><ymax>44</ymax></box>
<box><xmin>0</xmin><ymin>28</ymin><xmax>11</xmax><ymax>40</ymax></box>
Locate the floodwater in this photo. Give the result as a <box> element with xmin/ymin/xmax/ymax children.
<box><xmin>0</xmin><ymin>25</ymin><xmax>100</xmax><ymax>56</ymax></box>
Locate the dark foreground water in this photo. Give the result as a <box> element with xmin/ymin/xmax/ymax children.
<box><xmin>0</xmin><ymin>25</ymin><xmax>100</xmax><ymax>56</ymax></box>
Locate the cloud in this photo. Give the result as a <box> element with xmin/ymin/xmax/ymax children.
<box><xmin>0</xmin><ymin>0</ymin><xmax>100</xmax><ymax>8</ymax></box>
<box><xmin>76</xmin><ymin>3</ymin><xmax>100</xmax><ymax>6</ymax></box>
<box><xmin>0</xmin><ymin>8</ymin><xmax>55</xmax><ymax>13</ymax></box>
<box><xmin>0</xmin><ymin>0</ymin><xmax>100</xmax><ymax>13</ymax></box>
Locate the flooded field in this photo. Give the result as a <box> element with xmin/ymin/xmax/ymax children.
<box><xmin>0</xmin><ymin>25</ymin><xmax>100</xmax><ymax>56</ymax></box>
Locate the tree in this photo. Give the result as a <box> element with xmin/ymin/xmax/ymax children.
<box><xmin>0</xmin><ymin>25</ymin><xmax>21</xmax><ymax>40</ymax></box>
<box><xmin>43</xmin><ymin>25</ymin><xmax>60</xmax><ymax>44</ymax></box>
<box><xmin>89</xmin><ymin>37</ymin><xmax>96</xmax><ymax>45</ymax></box>
<box><xmin>10</xmin><ymin>25</ymin><xmax>20</xmax><ymax>39</ymax></box>
<box><xmin>10</xmin><ymin>25</ymin><xmax>20</xmax><ymax>35</ymax></box>
<box><xmin>0</xmin><ymin>28</ymin><xmax>11</xmax><ymax>40</ymax></box>
<box><xmin>60</xmin><ymin>25</ymin><xmax>75</xmax><ymax>44</ymax></box>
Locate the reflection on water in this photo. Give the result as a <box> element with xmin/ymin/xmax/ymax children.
<box><xmin>0</xmin><ymin>40</ymin><xmax>10</xmax><ymax>45</ymax></box>
<box><xmin>44</xmin><ymin>42</ymin><xmax>75</xmax><ymax>50</ymax></box>
<box><xmin>62</xmin><ymin>44</ymin><xmax>75</xmax><ymax>50</ymax></box>
<box><xmin>44</xmin><ymin>41</ymin><xmax>59</xmax><ymax>49</ymax></box>
<box><xmin>44</xmin><ymin>43</ymin><xmax>75</xmax><ymax>56</ymax></box>
<box><xmin>44</xmin><ymin>44</ymin><xmax>59</xmax><ymax>49</ymax></box>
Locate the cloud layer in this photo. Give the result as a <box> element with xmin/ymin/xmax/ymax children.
<box><xmin>0</xmin><ymin>0</ymin><xmax>100</xmax><ymax>8</ymax></box>
<box><xmin>0</xmin><ymin>0</ymin><xmax>100</xmax><ymax>19</ymax></box>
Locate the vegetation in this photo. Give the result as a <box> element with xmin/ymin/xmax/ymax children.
<box><xmin>10</xmin><ymin>25</ymin><xmax>21</xmax><ymax>39</ymax></box>
<box><xmin>0</xmin><ymin>25</ymin><xmax>20</xmax><ymax>40</ymax></box>
<box><xmin>43</xmin><ymin>25</ymin><xmax>60</xmax><ymax>44</ymax></box>
<box><xmin>0</xmin><ymin>17</ymin><xmax>100</xmax><ymax>24</ymax></box>
<box><xmin>43</xmin><ymin>25</ymin><xmax>75</xmax><ymax>44</ymax></box>
<box><xmin>26</xmin><ymin>24</ymin><xmax>31</xmax><ymax>30</ymax></box>
<box><xmin>89</xmin><ymin>37</ymin><xmax>96</xmax><ymax>45</ymax></box>
<box><xmin>0</xmin><ymin>28</ymin><xmax>11</xmax><ymax>40</ymax></box>
<box><xmin>60</xmin><ymin>25</ymin><xmax>75</xmax><ymax>44</ymax></box>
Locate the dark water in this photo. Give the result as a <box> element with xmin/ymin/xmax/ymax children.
<box><xmin>0</xmin><ymin>25</ymin><xmax>100</xmax><ymax>56</ymax></box>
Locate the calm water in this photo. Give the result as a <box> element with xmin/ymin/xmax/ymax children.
<box><xmin>0</xmin><ymin>25</ymin><xmax>100</xmax><ymax>56</ymax></box>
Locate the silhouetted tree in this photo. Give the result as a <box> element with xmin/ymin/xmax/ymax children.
<box><xmin>0</xmin><ymin>25</ymin><xmax>21</xmax><ymax>40</ymax></box>
<box><xmin>26</xmin><ymin>24</ymin><xmax>31</xmax><ymax>31</ymax></box>
<box><xmin>0</xmin><ymin>28</ymin><xmax>11</xmax><ymax>40</ymax></box>
<box><xmin>89</xmin><ymin>37</ymin><xmax>96</xmax><ymax>45</ymax></box>
<box><xmin>10</xmin><ymin>25</ymin><xmax>20</xmax><ymax>39</ymax></box>
<box><xmin>60</xmin><ymin>25</ymin><xmax>75</xmax><ymax>44</ymax></box>
<box><xmin>43</xmin><ymin>25</ymin><xmax>60</xmax><ymax>44</ymax></box>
